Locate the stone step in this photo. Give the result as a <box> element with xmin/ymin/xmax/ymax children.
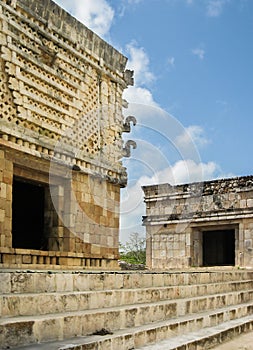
<box><xmin>135</xmin><ymin>315</ymin><xmax>253</xmax><ymax>350</ymax></box>
<box><xmin>1</xmin><ymin>270</ymin><xmax>253</xmax><ymax>294</ymax></box>
<box><xmin>5</xmin><ymin>302</ymin><xmax>253</xmax><ymax>350</ymax></box>
<box><xmin>1</xmin><ymin>290</ymin><xmax>252</xmax><ymax>348</ymax></box>
<box><xmin>1</xmin><ymin>279</ymin><xmax>252</xmax><ymax>317</ymax></box>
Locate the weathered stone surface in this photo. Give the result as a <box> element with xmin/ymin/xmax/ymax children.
<box><xmin>0</xmin><ymin>270</ymin><xmax>253</xmax><ymax>349</ymax></box>
<box><xmin>0</xmin><ymin>0</ymin><xmax>136</xmax><ymax>269</ymax></box>
<box><xmin>143</xmin><ymin>176</ymin><xmax>253</xmax><ymax>269</ymax></box>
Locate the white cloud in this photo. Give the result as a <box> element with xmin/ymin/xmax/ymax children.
<box><xmin>54</xmin><ymin>0</ymin><xmax>114</xmax><ymax>37</ymax></box>
<box><xmin>167</xmin><ymin>56</ymin><xmax>175</xmax><ymax>67</ymax></box>
<box><xmin>123</xmin><ymin>41</ymin><xmax>157</xmax><ymax>114</ymax></box>
<box><xmin>126</xmin><ymin>41</ymin><xmax>155</xmax><ymax>86</ymax></box>
<box><xmin>138</xmin><ymin>160</ymin><xmax>218</xmax><ymax>187</ymax></box>
<box><xmin>192</xmin><ymin>48</ymin><xmax>205</xmax><ymax>60</ymax></box>
<box><xmin>123</xmin><ymin>86</ymin><xmax>158</xmax><ymax>107</ymax></box>
<box><xmin>167</xmin><ymin>159</ymin><xmax>218</xmax><ymax>184</ymax></box>
<box><xmin>176</xmin><ymin>125</ymin><xmax>209</xmax><ymax>151</ymax></box>
<box><xmin>206</xmin><ymin>0</ymin><xmax>228</xmax><ymax>17</ymax></box>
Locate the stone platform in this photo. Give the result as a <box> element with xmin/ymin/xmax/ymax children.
<box><xmin>0</xmin><ymin>268</ymin><xmax>252</xmax><ymax>349</ymax></box>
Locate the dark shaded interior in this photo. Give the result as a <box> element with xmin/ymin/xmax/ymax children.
<box><xmin>203</xmin><ymin>229</ymin><xmax>235</xmax><ymax>266</ymax></box>
<box><xmin>12</xmin><ymin>178</ymin><xmax>46</xmax><ymax>250</ymax></box>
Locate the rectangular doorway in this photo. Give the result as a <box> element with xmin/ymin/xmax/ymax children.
<box><xmin>12</xmin><ymin>178</ymin><xmax>46</xmax><ymax>250</ymax></box>
<box><xmin>202</xmin><ymin>229</ymin><xmax>235</xmax><ymax>266</ymax></box>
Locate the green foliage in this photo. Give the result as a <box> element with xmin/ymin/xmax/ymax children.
<box><xmin>120</xmin><ymin>232</ymin><xmax>146</xmax><ymax>265</ymax></box>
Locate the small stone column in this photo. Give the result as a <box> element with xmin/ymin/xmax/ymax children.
<box><xmin>0</xmin><ymin>149</ymin><xmax>13</xmax><ymax>248</ymax></box>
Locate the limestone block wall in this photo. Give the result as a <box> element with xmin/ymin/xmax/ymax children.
<box><xmin>70</xmin><ymin>172</ymin><xmax>120</xmax><ymax>254</ymax></box>
<box><xmin>0</xmin><ymin>0</ymin><xmax>131</xmax><ymax>179</ymax></box>
<box><xmin>0</xmin><ymin>0</ymin><xmax>135</xmax><ymax>269</ymax></box>
<box><xmin>143</xmin><ymin>176</ymin><xmax>253</xmax><ymax>269</ymax></box>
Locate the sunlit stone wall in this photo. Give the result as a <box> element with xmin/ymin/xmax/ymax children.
<box><xmin>0</xmin><ymin>0</ymin><xmax>134</xmax><ymax>269</ymax></box>
<box><xmin>143</xmin><ymin>176</ymin><xmax>253</xmax><ymax>269</ymax></box>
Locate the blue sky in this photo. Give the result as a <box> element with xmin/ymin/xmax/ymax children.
<box><xmin>54</xmin><ymin>0</ymin><xmax>253</xmax><ymax>242</ymax></box>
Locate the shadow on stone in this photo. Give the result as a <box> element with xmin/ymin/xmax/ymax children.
<box><xmin>91</xmin><ymin>328</ymin><xmax>113</xmax><ymax>336</ymax></box>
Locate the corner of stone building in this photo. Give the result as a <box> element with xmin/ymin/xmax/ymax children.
<box><xmin>0</xmin><ymin>0</ymin><xmax>136</xmax><ymax>270</ymax></box>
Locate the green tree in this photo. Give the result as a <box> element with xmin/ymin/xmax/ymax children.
<box><xmin>120</xmin><ymin>232</ymin><xmax>146</xmax><ymax>265</ymax></box>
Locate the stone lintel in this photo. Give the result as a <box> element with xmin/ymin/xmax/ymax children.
<box><xmin>0</xmin><ymin>140</ymin><xmax>127</xmax><ymax>186</ymax></box>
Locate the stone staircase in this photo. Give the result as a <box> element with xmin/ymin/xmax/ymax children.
<box><xmin>0</xmin><ymin>269</ymin><xmax>253</xmax><ymax>349</ymax></box>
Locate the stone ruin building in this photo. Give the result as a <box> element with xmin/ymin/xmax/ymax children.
<box><xmin>0</xmin><ymin>0</ymin><xmax>136</xmax><ymax>270</ymax></box>
<box><xmin>0</xmin><ymin>2</ymin><xmax>253</xmax><ymax>349</ymax></box>
<box><xmin>143</xmin><ymin>176</ymin><xmax>253</xmax><ymax>270</ymax></box>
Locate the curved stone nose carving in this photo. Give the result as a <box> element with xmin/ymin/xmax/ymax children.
<box><xmin>123</xmin><ymin>116</ymin><xmax>137</xmax><ymax>133</ymax></box>
<box><xmin>123</xmin><ymin>140</ymin><xmax>137</xmax><ymax>157</ymax></box>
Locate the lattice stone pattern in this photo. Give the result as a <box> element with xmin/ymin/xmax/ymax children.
<box><xmin>0</xmin><ymin>0</ymin><xmax>131</xmax><ymax>182</ymax></box>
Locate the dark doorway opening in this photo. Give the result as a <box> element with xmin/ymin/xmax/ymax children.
<box><xmin>12</xmin><ymin>178</ymin><xmax>46</xmax><ymax>250</ymax></box>
<box><xmin>203</xmin><ymin>229</ymin><xmax>235</xmax><ymax>266</ymax></box>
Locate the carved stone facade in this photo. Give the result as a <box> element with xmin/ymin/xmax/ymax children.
<box><xmin>0</xmin><ymin>0</ymin><xmax>135</xmax><ymax>269</ymax></box>
<box><xmin>143</xmin><ymin>176</ymin><xmax>253</xmax><ymax>269</ymax></box>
